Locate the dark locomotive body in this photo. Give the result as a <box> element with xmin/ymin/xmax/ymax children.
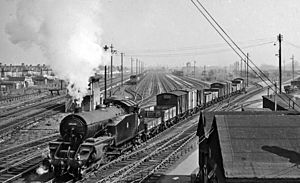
<box><xmin>47</xmin><ymin>98</ymin><xmax>143</xmax><ymax>177</ymax></box>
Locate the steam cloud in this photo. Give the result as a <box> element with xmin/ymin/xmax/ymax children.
<box><xmin>6</xmin><ymin>0</ymin><xmax>107</xmax><ymax>103</ymax></box>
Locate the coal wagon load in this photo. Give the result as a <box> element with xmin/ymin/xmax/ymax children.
<box><xmin>144</xmin><ymin>117</ymin><xmax>162</xmax><ymax>137</ymax></box>
<box><xmin>155</xmin><ymin>105</ymin><xmax>177</xmax><ymax>126</ymax></box>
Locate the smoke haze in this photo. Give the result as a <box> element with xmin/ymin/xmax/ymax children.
<box><xmin>5</xmin><ymin>0</ymin><xmax>107</xmax><ymax>102</ymax></box>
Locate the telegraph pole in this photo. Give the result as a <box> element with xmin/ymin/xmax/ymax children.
<box><xmin>278</xmin><ymin>34</ymin><xmax>282</xmax><ymax>94</ymax></box>
<box><xmin>194</xmin><ymin>61</ymin><xmax>196</xmax><ymax>78</ymax></box>
<box><xmin>121</xmin><ymin>53</ymin><xmax>124</xmax><ymax>86</ymax></box>
<box><xmin>110</xmin><ymin>44</ymin><xmax>113</xmax><ymax>96</ymax></box>
<box><xmin>131</xmin><ymin>57</ymin><xmax>133</xmax><ymax>75</ymax></box>
<box><xmin>291</xmin><ymin>55</ymin><xmax>295</xmax><ymax>82</ymax></box>
<box><xmin>240</xmin><ymin>59</ymin><xmax>243</xmax><ymax>77</ymax></box>
<box><xmin>139</xmin><ymin>60</ymin><xmax>141</xmax><ymax>75</ymax></box>
<box><xmin>104</xmin><ymin>65</ymin><xmax>107</xmax><ymax>100</ymax></box>
<box><xmin>136</xmin><ymin>58</ymin><xmax>138</xmax><ymax>75</ymax></box>
<box><xmin>246</xmin><ymin>53</ymin><xmax>249</xmax><ymax>87</ymax></box>
<box><xmin>103</xmin><ymin>44</ymin><xmax>116</xmax><ymax>97</ymax></box>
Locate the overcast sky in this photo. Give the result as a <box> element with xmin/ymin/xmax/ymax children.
<box><xmin>1</xmin><ymin>0</ymin><xmax>300</xmax><ymax>68</ymax></box>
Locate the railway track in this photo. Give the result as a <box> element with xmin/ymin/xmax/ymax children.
<box><xmin>0</xmin><ymin>90</ymin><xmax>49</xmax><ymax>106</ymax></box>
<box><xmin>0</xmin><ymin>94</ymin><xmax>64</xmax><ymax>119</ymax></box>
<box><xmin>0</xmin><ymin>100</ymin><xmax>65</xmax><ymax>140</ymax></box>
<box><xmin>0</xmin><ymin>133</ymin><xmax>59</xmax><ymax>168</ymax></box>
<box><xmin>0</xmin><ymin>134</ymin><xmax>61</xmax><ymax>182</ymax></box>
<box><xmin>0</xmin><ymin>149</ymin><xmax>47</xmax><ymax>183</ymax></box>
<box><xmin>107</xmin><ymin>127</ymin><xmax>197</xmax><ymax>183</ymax></box>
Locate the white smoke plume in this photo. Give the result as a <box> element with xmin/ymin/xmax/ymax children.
<box><xmin>6</xmin><ymin>0</ymin><xmax>108</xmax><ymax>103</ymax></box>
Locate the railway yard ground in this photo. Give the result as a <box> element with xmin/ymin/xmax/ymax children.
<box><xmin>0</xmin><ymin>71</ymin><xmax>299</xmax><ymax>183</ymax></box>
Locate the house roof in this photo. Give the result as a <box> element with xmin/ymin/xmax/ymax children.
<box><xmin>8</xmin><ymin>77</ymin><xmax>25</xmax><ymax>82</ymax></box>
<box><xmin>214</xmin><ymin>114</ymin><xmax>300</xmax><ymax>179</ymax></box>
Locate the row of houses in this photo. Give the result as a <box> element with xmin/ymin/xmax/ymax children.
<box><xmin>0</xmin><ymin>63</ymin><xmax>54</xmax><ymax>77</ymax></box>
<box><xmin>0</xmin><ymin>76</ymin><xmax>65</xmax><ymax>95</ymax></box>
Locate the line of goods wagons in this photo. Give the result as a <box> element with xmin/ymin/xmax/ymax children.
<box><xmin>141</xmin><ymin>78</ymin><xmax>245</xmax><ymax>136</ymax></box>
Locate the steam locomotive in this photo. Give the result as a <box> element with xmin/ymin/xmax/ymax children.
<box><xmin>45</xmin><ymin>77</ymin><xmax>245</xmax><ymax>178</ymax></box>
<box><xmin>46</xmin><ymin>98</ymin><xmax>143</xmax><ymax>177</ymax></box>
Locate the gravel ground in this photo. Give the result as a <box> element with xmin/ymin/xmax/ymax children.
<box><xmin>0</xmin><ymin>112</ymin><xmax>68</xmax><ymax>150</ymax></box>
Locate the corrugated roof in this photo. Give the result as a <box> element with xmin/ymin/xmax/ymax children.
<box><xmin>199</xmin><ymin>111</ymin><xmax>300</xmax><ymax>138</ymax></box>
<box><xmin>214</xmin><ymin>114</ymin><xmax>300</xmax><ymax>179</ymax></box>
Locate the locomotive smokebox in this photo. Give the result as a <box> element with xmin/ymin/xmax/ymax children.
<box><xmin>60</xmin><ymin>106</ymin><xmax>125</xmax><ymax>142</ymax></box>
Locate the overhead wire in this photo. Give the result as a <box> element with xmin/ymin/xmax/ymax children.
<box><xmin>123</xmin><ymin>37</ymin><xmax>274</xmax><ymax>53</ymax></box>
<box><xmin>190</xmin><ymin>0</ymin><xmax>269</xmax><ymax>90</ymax></box>
<box><xmin>191</xmin><ymin>0</ymin><xmax>300</xmax><ymax>109</ymax></box>
<box><xmin>126</xmin><ymin>41</ymin><xmax>273</xmax><ymax>57</ymax></box>
<box><xmin>192</xmin><ymin>0</ymin><xmax>272</xmax><ymax>86</ymax></box>
<box><xmin>283</xmin><ymin>40</ymin><xmax>300</xmax><ymax>49</ymax></box>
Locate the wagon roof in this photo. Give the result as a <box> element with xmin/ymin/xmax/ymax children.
<box><xmin>177</xmin><ymin>88</ymin><xmax>197</xmax><ymax>92</ymax></box>
<box><xmin>211</xmin><ymin>82</ymin><xmax>227</xmax><ymax>86</ymax></box>
<box><xmin>158</xmin><ymin>90</ymin><xmax>188</xmax><ymax>97</ymax></box>
<box><xmin>232</xmin><ymin>77</ymin><xmax>244</xmax><ymax>81</ymax></box>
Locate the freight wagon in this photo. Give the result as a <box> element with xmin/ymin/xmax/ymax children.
<box><xmin>210</xmin><ymin>82</ymin><xmax>228</xmax><ymax>100</ymax></box>
<box><xmin>156</xmin><ymin>90</ymin><xmax>189</xmax><ymax>119</ymax></box>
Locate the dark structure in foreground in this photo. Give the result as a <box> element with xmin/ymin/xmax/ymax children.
<box><xmin>197</xmin><ymin>111</ymin><xmax>300</xmax><ymax>183</ymax></box>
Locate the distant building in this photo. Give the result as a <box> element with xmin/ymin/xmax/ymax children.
<box><xmin>0</xmin><ymin>81</ymin><xmax>16</xmax><ymax>93</ymax></box>
<box><xmin>197</xmin><ymin>111</ymin><xmax>300</xmax><ymax>183</ymax></box>
<box><xmin>0</xmin><ymin>63</ymin><xmax>53</xmax><ymax>77</ymax></box>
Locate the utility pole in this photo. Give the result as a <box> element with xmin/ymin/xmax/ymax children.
<box><xmin>278</xmin><ymin>34</ymin><xmax>282</xmax><ymax>94</ymax></box>
<box><xmin>194</xmin><ymin>61</ymin><xmax>196</xmax><ymax>78</ymax></box>
<box><xmin>131</xmin><ymin>57</ymin><xmax>133</xmax><ymax>75</ymax></box>
<box><xmin>240</xmin><ymin>59</ymin><xmax>243</xmax><ymax>77</ymax></box>
<box><xmin>121</xmin><ymin>53</ymin><xmax>124</xmax><ymax>86</ymax></box>
<box><xmin>139</xmin><ymin>60</ymin><xmax>141</xmax><ymax>75</ymax></box>
<box><xmin>236</xmin><ymin>61</ymin><xmax>239</xmax><ymax>77</ymax></box>
<box><xmin>110</xmin><ymin>45</ymin><xmax>113</xmax><ymax>96</ymax></box>
<box><xmin>104</xmin><ymin>65</ymin><xmax>107</xmax><ymax>100</ymax></box>
<box><xmin>246</xmin><ymin>53</ymin><xmax>249</xmax><ymax>87</ymax></box>
<box><xmin>136</xmin><ymin>58</ymin><xmax>138</xmax><ymax>75</ymax></box>
<box><xmin>291</xmin><ymin>55</ymin><xmax>295</xmax><ymax>82</ymax></box>
<box><xmin>141</xmin><ymin>62</ymin><xmax>143</xmax><ymax>73</ymax></box>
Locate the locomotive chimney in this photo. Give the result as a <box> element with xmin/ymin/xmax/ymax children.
<box><xmin>74</xmin><ymin>99</ymin><xmax>82</xmax><ymax>113</ymax></box>
<box><xmin>90</xmin><ymin>81</ymin><xmax>93</xmax><ymax>111</ymax></box>
<box><xmin>98</xmin><ymin>94</ymin><xmax>106</xmax><ymax>110</ymax></box>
